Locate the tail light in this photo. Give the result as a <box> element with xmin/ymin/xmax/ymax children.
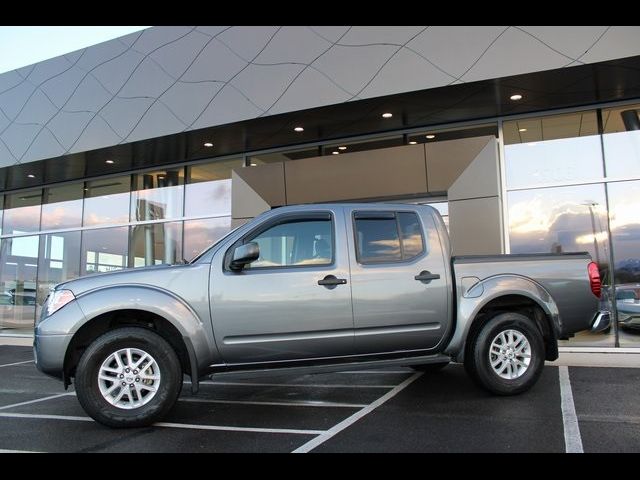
<box><xmin>588</xmin><ymin>262</ymin><xmax>601</xmax><ymax>298</ymax></box>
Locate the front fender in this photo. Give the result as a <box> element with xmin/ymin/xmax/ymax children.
<box><xmin>73</xmin><ymin>284</ymin><xmax>218</xmax><ymax>375</ymax></box>
<box><xmin>445</xmin><ymin>274</ymin><xmax>560</xmax><ymax>362</ymax></box>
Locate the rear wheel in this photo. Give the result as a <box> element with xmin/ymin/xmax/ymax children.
<box><xmin>75</xmin><ymin>327</ymin><xmax>182</xmax><ymax>428</ymax></box>
<box><xmin>465</xmin><ymin>312</ymin><xmax>545</xmax><ymax>395</ymax></box>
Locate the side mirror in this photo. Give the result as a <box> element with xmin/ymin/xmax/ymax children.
<box><xmin>230</xmin><ymin>242</ymin><xmax>260</xmax><ymax>271</ymax></box>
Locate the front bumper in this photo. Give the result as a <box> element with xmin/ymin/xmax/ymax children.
<box><xmin>33</xmin><ymin>299</ymin><xmax>86</xmax><ymax>380</ymax></box>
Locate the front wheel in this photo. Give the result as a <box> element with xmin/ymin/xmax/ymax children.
<box><xmin>465</xmin><ymin>312</ymin><xmax>545</xmax><ymax>396</ymax></box>
<box><xmin>75</xmin><ymin>327</ymin><xmax>182</xmax><ymax>428</ymax></box>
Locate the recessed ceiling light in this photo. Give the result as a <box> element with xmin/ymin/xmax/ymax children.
<box><xmin>203</xmin><ymin>142</ymin><xmax>213</xmax><ymax>148</ymax></box>
<box><xmin>510</xmin><ymin>94</ymin><xmax>523</xmax><ymax>101</ymax></box>
<box><xmin>250</xmin><ymin>163</ymin><xmax>257</xmax><ymax>166</ymax></box>
<box><xmin>382</xmin><ymin>113</ymin><xmax>393</xmax><ymax>118</ymax></box>
<box><xmin>519</xmin><ymin>128</ymin><xmax>527</xmax><ymax>132</ymax></box>
<box><xmin>27</xmin><ymin>174</ymin><xmax>35</xmax><ymax>178</ymax></box>
<box><xmin>294</xmin><ymin>127</ymin><xmax>304</xmax><ymax>132</ymax></box>
<box><xmin>332</xmin><ymin>151</ymin><xmax>340</xmax><ymax>155</ymax></box>
<box><xmin>105</xmin><ymin>159</ymin><xmax>114</xmax><ymax>164</ymax></box>
<box><xmin>338</xmin><ymin>146</ymin><xmax>347</xmax><ymax>150</ymax></box>
<box><xmin>409</xmin><ymin>141</ymin><xmax>417</xmax><ymax>145</ymax></box>
<box><xmin>426</xmin><ymin>134</ymin><xmax>435</xmax><ymax>139</ymax></box>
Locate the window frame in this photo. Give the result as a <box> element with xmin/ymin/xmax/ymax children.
<box><xmin>223</xmin><ymin>211</ymin><xmax>336</xmax><ymax>272</ymax></box>
<box><xmin>352</xmin><ymin>210</ymin><xmax>426</xmax><ymax>265</ymax></box>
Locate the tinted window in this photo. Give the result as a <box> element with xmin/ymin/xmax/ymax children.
<box><xmin>354</xmin><ymin>212</ymin><xmax>426</xmax><ymax>264</ymax></box>
<box><xmin>246</xmin><ymin>218</ymin><xmax>333</xmax><ymax>268</ymax></box>
<box><xmin>398</xmin><ymin>212</ymin><xmax>425</xmax><ymax>258</ymax></box>
<box><xmin>355</xmin><ymin>216</ymin><xmax>402</xmax><ymax>263</ymax></box>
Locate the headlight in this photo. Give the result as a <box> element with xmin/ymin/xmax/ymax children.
<box><xmin>45</xmin><ymin>289</ymin><xmax>75</xmax><ymax>317</ymax></box>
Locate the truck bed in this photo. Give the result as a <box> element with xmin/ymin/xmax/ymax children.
<box><xmin>452</xmin><ymin>252</ymin><xmax>598</xmax><ymax>338</ymax></box>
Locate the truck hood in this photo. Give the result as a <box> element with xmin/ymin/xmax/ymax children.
<box><xmin>57</xmin><ymin>264</ymin><xmax>197</xmax><ymax>296</ymax></box>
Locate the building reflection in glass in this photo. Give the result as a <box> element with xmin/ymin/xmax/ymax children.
<box><xmin>185</xmin><ymin>159</ymin><xmax>241</xmax><ymax>217</ymax></box>
<box><xmin>131</xmin><ymin>222</ymin><xmax>183</xmax><ymax>267</ymax></box>
<box><xmin>183</xmin><ymin>217</ymin><xmax>232</xmax><ymax>261</ymax></box>
<box><xmin>0</xmin><ymin>236</ymin><xmax>39</xmax><ymax>330</ymax></box>
<box><xmin>81</xmin><ymin>227</ymin><xmax>129</xmax><ymax>275</ymax></box>
<box><xmin>83</xmin><ymin>177</ymin><xmax>131</xmax><ymax>227</ymax></box>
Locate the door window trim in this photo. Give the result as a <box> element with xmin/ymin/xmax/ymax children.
<box><xmin>223</xmin><ymin>211</ymin><xmax>336</xmax><ymax>272</ymax></box>
<box><xmin>352</xmin><ymin>210</ymin><xmax>427</xmax><ymax>265</ymax></box>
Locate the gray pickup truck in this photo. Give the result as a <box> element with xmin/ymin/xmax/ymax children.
<box><xmin>34</xmin><ymin>203</ymin><xmax>602</xmax><ymax>427</ymax></box>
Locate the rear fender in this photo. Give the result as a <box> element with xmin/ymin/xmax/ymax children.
<box><xmin>445</xmin><ymin>274</ymin><xmax>560</xmax><ymax>362</ymax></box>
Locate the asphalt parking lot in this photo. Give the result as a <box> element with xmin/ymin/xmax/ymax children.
<box><xmin>0</xmin><ymin>344</ymin><xmax>639</xmax><ymax>453</ymax></box>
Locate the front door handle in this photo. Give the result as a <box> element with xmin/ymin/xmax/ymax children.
<box><xmin>318</xmin><ymin>275</ymin><xmax>347</xmax><ymax>287</ymax></box>
<box><xmin>415</xmin><ymin>270</ymin><xmax>440</xmax><ymax>283</ymax></box>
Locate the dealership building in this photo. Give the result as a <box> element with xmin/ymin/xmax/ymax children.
<box><xmin>0</xmin><ymin>26</ymin><xmax>639</xmax><ymax>351</ymax></box>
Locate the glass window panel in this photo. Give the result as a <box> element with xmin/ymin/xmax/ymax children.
<box><xmin>0</xmin><ymin>235</ymin><xmax>39</xmax><ymax>332</ymax></box>
<box><xmin>507</xmin><ymin>184</ymin><xmax>614</xmax><ymax>347</ymax></box>
<box><xmin>246</xmin><ymin>219</ymin><xmax>333</xmax><ymax>268</ymax></box>
<box><xmin>322</xmin><ymin>136</ymin><xmax>404</xmax><ymax>156</ymax></box>
<box><xmin>183</xmin><ymin>216</ymin><xmax>232</xmax><ymax>262</ymax></box>
<box><xmin>607</xmin><ymin>181</ymin><xmax>640</xmax><ymax>346</ymax></box>
<box><xmin>131</xmin><ymin>169</ymin><xmax>184</xmax><ymax>222</ymax></box>
<box><xmin>407</xmin><ymin>124</ymin><xmax>497</xmax><ymax>145</ymax></box>
<box><xmin>81</xmin><ymin>227</ymin><xmax>128</xmax><ymax>275</ymax></box>
<box><xmin>398</xmin><ymin>212</ymin><xmax>426</xmax><ymax>259</ymax></box>
<box><xmin>36</xmin><ymin>231</ymin><xmax>81</xmax><ymax>319</ymax></box>
<box><xmin>603</xmin><ymin>130</ymin><xmax>640</xmax><ymax>179</ymax></box>
<box><xmin>3</xmin><ymin>190</ymin><xmax>42</xmax><ymax>234</ymax></box>
<box><xmin>83</xmin><ymin>176</ymin><xmax>131</xmax><ymax>227</ymax></box>
<box><xmin>602</xmin><ymin>104</ymin><xmax>640</xmax><ymax>134</ymax></box>
<box><xmin>185</xmin><ymin>159</ymin><xmax>242</xmax><ymax>217</ymax></box>
<box><xmin>249</xmin><ymin>148</ymin><xmax>318</xmax><ymax>165</ymax></box>
<box><xmin>507</xmin><ymin>184</ymin><xmax>609</xmax><ymax>269</ymax></box>
<box><xmin>505</xmin><ymin>136</ymin><xmax>604</xmax><ymax>189</ymax></box>
<box><xmin>41</xmin><ymin>183</ymin><xmax>83</xmax><ymax>230</ymax></box>
<box><xmin>130</xmin><ymin>221</ymin><xmax>183</xmax><ymax>267</ymax></box>
<box><xmin>355</xmin><ymin>217</ymin><xmax>402</xmax><ymax>263</ymax></box>
<box><xmin>503</xmin><ymin>111</ymin><xmax>598</xmax><ymax>145</ymax></box>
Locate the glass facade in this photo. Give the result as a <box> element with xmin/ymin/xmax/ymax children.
<box><xmin>0</xmin><ymin>160</ymin><xmax>237</xmax><ymax>334</ymax></box>
<box><xmin>1</xmin><ymin>99</ymin><xmax>639</xmax><ymax>350</ymax></box>
<box><xmin>504</xmin><ymin>104</ymin><xmax>640</xmax><ymax>347</ymax></box>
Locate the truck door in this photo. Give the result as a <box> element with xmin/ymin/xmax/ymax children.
<box><xmin>345</xmin><ymin>207</ymin><xmax>449</xmax><ymax>354</ymax></box>
<box><xmin>209</xmin><ymin>208</ymin><xmax>354</xmax><ymax>364</ymax></box>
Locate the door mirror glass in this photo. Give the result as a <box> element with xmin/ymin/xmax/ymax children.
<box><xmin>230</xmin><ymin>242</ymin><xmax>260</xmax><ymax>271</ymax></box>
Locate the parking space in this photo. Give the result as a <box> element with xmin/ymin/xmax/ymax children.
<box><xmin>0</xmin><ymin>345</ymin><xmax>638</xmax><ymax>453</ymax></box>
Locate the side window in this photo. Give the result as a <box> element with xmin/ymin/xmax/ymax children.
<box><xmin>398</xmin><ymin>212</ymin><xmax>426</xmax><ymax>258</ymax></box>
<box><xmin>245</xmin><ymin>218</ymin><xmax>333</xmax><ymax>269</ymax></box>
<box><xmin>354</xmin><ymin>211</ymin><xmax>426</xmax><ymax>264</ymax></box>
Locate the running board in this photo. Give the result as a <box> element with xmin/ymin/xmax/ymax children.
<box><xmin>207</xmin><ymin>354</ymin><xmax>452</xmax><ymax>380</ymax></box>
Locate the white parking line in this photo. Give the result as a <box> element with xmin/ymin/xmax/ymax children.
<box><xmin>199</xmin><ymin>381</ymin><xmax>396</xmax><ymax>389</ymax></box>
<box><xmin>0</xmin><ymin>360</ymin><xmax>33</xmax><ymax>368</ymax></box>
<box><xmin>154</xmin><ymin>421</ymin><xmax>324</xmax><ymax>435</ymax></box>
<box><xmin>292</xmin><ymin>372</ymin><xmax>423</xmax><ymax>453</ymax></box>
<box><xmin>0</xmin><ymin>412</ymin><xmax>325</xmax><ymax>436</ymax></box>
<box><xmin>179</xmin><ymin>397</ymin><xmax>367</xmax><ymax>408</ymax></box>
<box><xmin>559</xmin><ymin>366</ymin><xmax>584</xmax><ymax>453</ymax></box>
<box><xmin>0</xmin><ymin>448</ymin><xmax>41</xmax><ymax>453</ymax></box>
<box><xmin>0</xmin><ymin>393</ymin><xmax>75</xmax><ymax>411</ymax></box>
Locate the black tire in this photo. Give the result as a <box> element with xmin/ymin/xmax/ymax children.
<box><xmin>410</xmin><ymin>361</ymin><xmax>449</xmax><ymax>373</ymax></box>
<box><xmin>465</xmin><ymin>312</ymin><xmax>545</xmax><ymax>396</ymax></box>
<box><xmin>75</xmin><ymin>327</ymin><xmax>182</xmax><ymax>428</ymax></box>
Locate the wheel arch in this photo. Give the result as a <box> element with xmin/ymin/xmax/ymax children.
<box><xmin>445</xmin><ymin>275</ymin><xmax>561</xmax><ymax>363</ymax></box>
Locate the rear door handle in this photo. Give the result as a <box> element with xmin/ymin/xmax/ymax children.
<box><xmin>318</xmin><ymin>275</ymin><xmax>347</xmax><ymax>287</ymax></box>
<box><xmin>415</xmin><ymin>270</ymin><xmax>440</xmax><ymax>283</ymax></box>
